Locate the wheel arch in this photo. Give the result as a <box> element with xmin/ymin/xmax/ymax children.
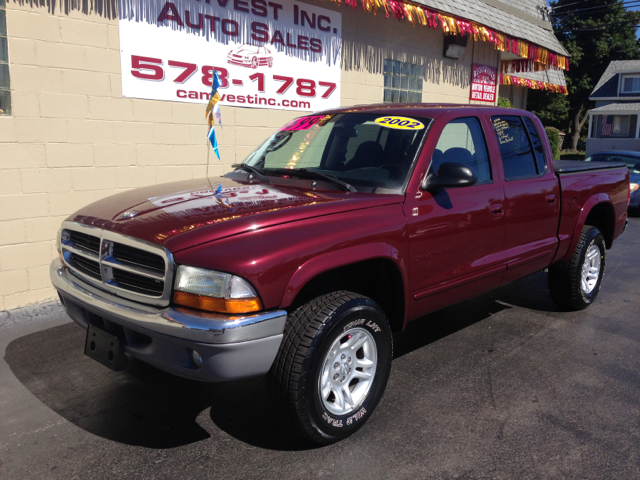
<box><xmin>563</xmin><ymin>195</ymin><xmax>616</xmax><ymax>262</ymax></box>
<box><xmin>280</xmin><ymin>244</ymin><xmax>407</xmax><ymax>333</ymax></box>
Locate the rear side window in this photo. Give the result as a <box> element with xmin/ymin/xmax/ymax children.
<box><xmin>523</xmin><ymin>117</ymin><xmax>547</xmax><ymax>174</ymax></box>
<box><xmin>491</xmin><ymin>116</ymin><xmax>541</xmax><ymax>180</ymax></box>
<box><xmin>431</xmin><ymin>117</ymin><xmax>492</xmax><ymax>183</ymax></box>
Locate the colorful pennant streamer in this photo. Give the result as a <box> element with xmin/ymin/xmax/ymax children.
<box><xmin>208</xmin><ymin>125</ymin><xmax>221</xmax><ymax>160</ymax></box>
<box><xmin>501</xmin><ymin>59</ymin><xmax>547</xmax><ymax>74</ymax></box>
<box><xmin>327</xmin><ymin>0</ymin><xmax>569</xmax><ymax>71</ymax></box>
<box><xmin>205</xmin><ymin>70</ymin><xmax>223</xmax><ymax>160</ymax></box>
<box><xmin>500</xmin><ymin>74</ymin><xmax>568</xmax><ymax>95</ymax></box>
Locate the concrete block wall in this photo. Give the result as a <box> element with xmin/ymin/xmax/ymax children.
<box><xmin>0</xmin><ymin>0</ymin><xmax>496</xmax><ymax>311</ymax></box>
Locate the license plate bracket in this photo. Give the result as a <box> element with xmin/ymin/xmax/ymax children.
<box><xmin>85</xmin><ymin>324</ymin><xmax>128</xmax><ymax>371</ymax></box>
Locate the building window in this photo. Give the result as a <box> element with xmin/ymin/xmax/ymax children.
<box><xmin>622</xmin><ymin>75</ymin><xmax>640</xmax><ymax>94</ymax></box>
<box><xmin>594</xmin><ymin>114</ymin><xmax>637</xmax><ymax>138</ymax></box>
<box><xmin>0</xmin><ymin>0</ymin><xmax>9</xmax><ymax>116</ymax></box>
<box><xmin>383</xmin><ymin>59</ymin><xmax>423</xmax><ymax>103</ymax></box>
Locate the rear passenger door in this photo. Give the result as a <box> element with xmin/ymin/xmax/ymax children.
<box><xmin>489</xmin><ymin>115</ymin><xmax>560</xmax><ymax>283</ymax></box>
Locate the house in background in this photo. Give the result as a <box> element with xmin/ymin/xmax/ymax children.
<box><xmin>586</xmin><ymin>60</ymin><xmax>640</xmax><ymax>157</ymax></box>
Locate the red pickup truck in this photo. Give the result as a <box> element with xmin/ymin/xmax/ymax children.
<box><xmin>50</xmin><ymin>105</ymin><xmax>629</xmax><ymax>444</ymax></box>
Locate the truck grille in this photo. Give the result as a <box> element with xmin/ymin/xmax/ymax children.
<box><xmin>112</xmin><ymin>243</ymin><xmax>165</xmax><ymax>273</ymax></box>
<box><xmin>69</xmin><ymin>253</ymin><xmax>101</xmax><ymax>280</ymax></box>
<box><xmin>69</xmin><ymin>230</ymin><xmax>100</xmax><ymax>254</ymax></box>
<box><xmin>60</xmin><ymin>223</ymin><xmax>174</xmax><ymax>307</ymax></box>
<box><xmin>112</xmin><ymin>269</ymin><xmax>165</xmax><ymax>296</ymax></box>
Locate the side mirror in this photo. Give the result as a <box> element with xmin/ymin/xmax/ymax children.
<box><xmin>422</xmin><ymin>162</ymin><xmax>477</xmax><ymax>191</ymax></box>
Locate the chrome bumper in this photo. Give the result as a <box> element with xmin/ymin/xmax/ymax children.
<box><xmin>50</xmin><ymin>258</ymin><xmax>287</xmax><ymax>381</ymax></box>
<box><xmin>50</xmin><ymin>258</ymin><xmax>286</xmax><ymax>344</ymax></box>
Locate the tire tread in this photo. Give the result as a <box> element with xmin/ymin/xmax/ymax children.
<box><xmin>548</xmin><ymin>225</ymin><xmax>605</xmax><ymax>310</ymax></box>
<box><xmin>269</xmin><ymin>291</ymin><xmax>387</xmax><ymax>444</ymax></box>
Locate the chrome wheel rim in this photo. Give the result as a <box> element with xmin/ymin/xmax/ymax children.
<box><xmin>318</xmin><ymin>327</ymin><xmax>377</xmax><ymax>416</ymax></box>
<box><xmin>581</xmin><ymin>244</ymin><xmax>601</xmax><ymax>294</ymax></box>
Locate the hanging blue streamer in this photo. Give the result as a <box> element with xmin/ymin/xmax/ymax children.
<box><xmin>208</xmin><ymin>126</ymin><xmax>220</xmax><ymax>161</ymax></box>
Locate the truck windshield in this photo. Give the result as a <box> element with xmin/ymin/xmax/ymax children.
<box><xmin>241</xmin><ymin>113</ymin><xmax>430</xmax><ymax>193</ymax></box>
<box><xmin>586</xmin><ymin>154</ymin><xmax>640</xmax><ymax>173</ymax></box>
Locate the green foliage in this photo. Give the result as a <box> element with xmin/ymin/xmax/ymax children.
<box><xmin>546</xmin><ymin>127</ymin><xmax>562</xmax><ymax>160</ymax></box>
<box><xmin>497</xmin><ymin>97</ymin><xmax>513</xmax><ymax>108</ymax></box>
<box><xmin>528</xmin><ymin>90</ymin><xmax>569</xmax><ymax>131</ymax></box>
<box><xmin>528</xmin><ymin>0</ymin><xmax>640</xmax><ymax>149</ymax></box>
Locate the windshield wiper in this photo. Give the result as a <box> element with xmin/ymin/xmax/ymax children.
<box><xmin>231</xmin><ymin>164</ymin><xmax>271</xmax><ymax>184</ymax></box>
<box><xmin>266</xmin><ymin>168</ymin><xmax>357</xmax><ymax>192</ymax></box>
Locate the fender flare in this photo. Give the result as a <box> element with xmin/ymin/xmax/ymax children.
<box><xmin>563</xmin><ymin>193</ymin><xmax>614</xmax><ymax>262</ymax></box>
<box><xmin>279</xmin><ymin>243</ymin><xmax>407</xmax><ymax>310</ymax></box>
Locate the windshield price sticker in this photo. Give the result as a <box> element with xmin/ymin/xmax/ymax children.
<box><xmin>375</xmin><ymin>116</ymin><xmax>425</xmax><ymax>130</ymax></box>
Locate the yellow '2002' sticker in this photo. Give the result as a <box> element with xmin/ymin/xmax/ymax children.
<box><xmin>375</xmin><ymin>116</ymin><xmax>425</xmax><ymax>130</ymax></box>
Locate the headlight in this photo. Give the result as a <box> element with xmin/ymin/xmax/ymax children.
<box><xmin>173</xmin><ymin>266</ymin><xmax>262</xmax><ymax>314</ymax></box>
<box><xmin>631</xmin><ymin>183</ymin><xmax>639</xmax><ymax>193</ymax></box>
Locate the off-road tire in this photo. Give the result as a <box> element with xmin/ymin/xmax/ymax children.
<box><xmin>269</xmin><ymin>291</ymin><xmax>393</xmax><ymax>444</ymax></box>
<box><xmin>548</xmin><ymin>225</ymin><xmax>606</xmax><ymax>310</ymax></box>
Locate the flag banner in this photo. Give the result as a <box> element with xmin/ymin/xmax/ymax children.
<box><xmin>213</xmin><ymin>103</ymin><xmax>222</xmax><ymax>128</ymax></box>
<box><xmin>601</xmin><ymin>115</ymin><xmax>612</xmax><ymax>137</ymax></box>
<box><xmin>119</xmin><ymin>0</ymin><xmax>342</xmax><ymax>112</ymax></box>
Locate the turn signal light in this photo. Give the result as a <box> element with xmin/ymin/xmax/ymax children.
<box><xmin>173</xmin><ymin>291</ymin><xmax>262</xmax><ymax>314</ymax></box>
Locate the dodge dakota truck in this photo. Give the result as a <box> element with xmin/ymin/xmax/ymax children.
<box><xmin>50</xmin><ymin>105</ymin><xmax>630</xmax><ymax>444</ymax></box>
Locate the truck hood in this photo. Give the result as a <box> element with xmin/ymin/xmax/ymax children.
<box><xmin>69</xmin><ymin>176</ymin><xmax>403</xmax><ymax>252</ymax></box>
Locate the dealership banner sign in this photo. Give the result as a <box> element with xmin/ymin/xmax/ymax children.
<box><xmin>118</xmin><ymin>0</ymin><xmax>342</xmax><ymax>111</ymax></box>
<box><xmin>470</xmin><ymin>63</ymin><xmax>497</xmax><ymax>103</ymax></box>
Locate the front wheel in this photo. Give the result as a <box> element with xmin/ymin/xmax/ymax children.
<box><xmin>548</xmin><ymin>225</ymin><xmax>606</xmax><ymax>310</ymax></box>
<box><xmin>269</xmin><ymin>291</ymin><xmax>393</xmax><ymax>444</ymax></box>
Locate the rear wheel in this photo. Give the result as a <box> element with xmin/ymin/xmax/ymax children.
<box><xmin>548</xmin><ymin>225</ymin><xmax>606</xmax><ymax>310</ymax></box>
<box><xmin>269</xmin><ymin>291</ymin><xmax>392</xmax><ymax>444</ymax></box>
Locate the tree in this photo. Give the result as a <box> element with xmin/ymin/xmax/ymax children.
<box><xmin>529</xmin><ymin>0</ymin><xmax>640</xmax><ymax>150</ymax></box>
<box><xmin>497</xmin><ymin>96</ymin><xmax>513</xmax><ymax>107</ymax></box>
<box><xmin>545</xmin><ymin>127</ymin><xmax>562</xmax><ymax>159</ymax></box>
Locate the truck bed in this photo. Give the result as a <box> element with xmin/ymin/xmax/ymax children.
<box><xmin>554</xmin><ymin>160</ymin><xmax>627</xmax><ymax>174</ymax></box>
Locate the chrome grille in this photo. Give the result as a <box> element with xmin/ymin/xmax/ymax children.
<box><xmin>59</xmin><ymin>221</ymin><xmax>174</xmax><ymax>307</ymax></box>
<box><xmin>112</xmin><ymin>243</ymin><xmax>165</xmax><ymax>273</ymax></box>
<box><xmin>69</xmin><ymin>253</ymin><xmax>101</xmax><ymax>280</ymax></box>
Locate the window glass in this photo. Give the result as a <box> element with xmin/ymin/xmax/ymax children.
<box><xmin>622</xmin><ymin>76</ymin><xmax>640</xmax><ymax>93</ymax></box>
<box><xmin>596</xmin><ymin>114</ymin><xmax>637</xmax><ymax>138</ymax></box>
<box><xmin>492</xmin><ymin>116</ymin><xmax>538</xmax><ymax>180</ymax></box>
<box><xmin>431</xmin><ymin>117</ymin><xmax>492</xmax><ymax>183</ymax></box>
<box><xmin>383</xmin><ymin>59</ymin><xmax>423</xmax><ymax>104</ymax></box>
<box><xmin>243</xmin><ymin>113</ymin><xmax>430</xmax><ymax>193</ymax></box>
<box><xmin>523</xmin><ymin>117</ymin><xmax>546</xmax><ymax>173</ymax></box>
<box><xmin>613</xmin><ymin>115</ymin><xmax>630</xmax><ymax>135</ymax></box>
<box><xmin>586</xmin><ymin>154</ymin><xmax>640</xmax><ymax>172</ymax></box>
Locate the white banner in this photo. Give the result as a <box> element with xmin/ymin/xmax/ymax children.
<box><xmin>118</xmin><ymin>0</ymin><xmax>342</xmax><ymax>111</ymax></box>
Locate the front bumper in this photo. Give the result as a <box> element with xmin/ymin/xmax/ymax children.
<box><xmin>50</xmin><ymin>258</ymin><xmax>287</xmax><ymax>382</ymax></box>
<box><xmin>227</xmin><ymin>57</ymin><xmax>251</xmax><ymax>67</ymax></box>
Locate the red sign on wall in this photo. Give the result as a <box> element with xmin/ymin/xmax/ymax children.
<box><xmin>470</xmin><ymin>63</ymin><xmax>497</xmax><ymax>103</ymax></box>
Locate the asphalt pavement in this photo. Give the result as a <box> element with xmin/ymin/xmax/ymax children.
<box><xmin>1</xmin><ymin>219</ymin><xmax>639</xmax><ymax>479</ymax></box>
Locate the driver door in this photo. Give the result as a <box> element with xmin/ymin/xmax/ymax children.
<box><xmin>404</xmin><ymin>112</ymin><xmax>506</xmax><ymax>319</ymax></box>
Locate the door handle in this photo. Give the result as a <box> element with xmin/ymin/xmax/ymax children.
<box><xmin>490</xmin><ymin>204</ymin><xmax>504</xmax><ymax>217</ymax></box>
<box><xmin>545</xmin><ymin>194</ymin><xmax>556</xmax><ymax>205</ymax></box>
